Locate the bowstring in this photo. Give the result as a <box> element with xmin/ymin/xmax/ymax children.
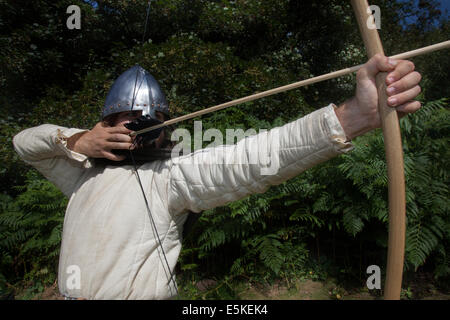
<box><xmin>128</xmin><ymin>0</ymin><xmax>179</xmax><ymax>297</ymax></box>
<box><xmin>129</xmin><ymin>150</ymin><xmax>178</xmax><ymax>297</ymax></box>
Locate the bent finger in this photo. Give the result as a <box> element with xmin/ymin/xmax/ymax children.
<box><xmin>386</xmin><ymin>71</ymin><xmax>422</xmax><ymax>96</ymax></box>
<box><xmin>106</xmin><ymin>142</ymin><xmax>135</xmax><ymax>150</ymax></box>
<box><xmin>395</xmin><ymin>100</ymin><xmax>422</xmax><ymax>115</ymax></box>
<box><xmin>386</xmin><ymin>60</ymin><xmax>415</xmax><ymax>85</ymax></box>
<box><xmin>387</xmin><ymin>85</ymin><xmax>421</xmax><ymax>107</ymax></box>
<box><xmin>106</xmin><ymin>133</ymin><xmax>133</xmax><ymax>143</ymax></box>
<box><xmin>103</xmin><ymin>151</ymin><xmax>126</xmax><ymax>162</ymax></box>
<box><xmin>107</xmin><ymin>125</ymin><xmax>133</xmax><ymax>134</ymax></box>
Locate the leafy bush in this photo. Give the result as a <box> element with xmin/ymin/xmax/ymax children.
<box><xmin>0</xmin><ymin>171</ymin><xmax>67</xmax><ymax>298</ymax></box>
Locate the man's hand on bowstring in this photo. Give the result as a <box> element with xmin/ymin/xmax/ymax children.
<box><xmin>335</xmin><ymin>54</ymin><xmax>422</xmax><ymax>140</ymax></box>
<box><xmin>67</xmin><ymin>121</ymin><xmax>135</xmax><ymax>161</ymax></box>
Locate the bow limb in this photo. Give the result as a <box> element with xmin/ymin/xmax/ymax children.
<box><xmin>351</xmin><ymin>0</ymin><xmax>406</xmax><ymax>300</ymax></box>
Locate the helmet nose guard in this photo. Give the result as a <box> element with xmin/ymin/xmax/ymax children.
<box><xmin>102</xmin><ymin>65</ymin><xmax>169</xmax><ymax>120</ymax></box>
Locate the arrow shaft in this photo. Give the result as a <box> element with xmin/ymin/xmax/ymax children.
<box><xmin>131</xmin><ymin>40</ymin><xmax>449</xmax><ymax>137</ymax></box>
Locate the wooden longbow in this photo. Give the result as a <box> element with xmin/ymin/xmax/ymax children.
<box><xmin>351</xmin><ymin>0</ymin><xmax>405</xmax><ymax>300</ymax></box>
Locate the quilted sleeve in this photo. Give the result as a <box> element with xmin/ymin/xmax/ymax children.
<box><xmin>167</xmin><ymin>104</ymin><xmax>354</xmax><ymax>215</ymax></box>
<box><xmin>13</xmin><ymin>124</ymin><xmax>93</xmax><ymax>197</ymax></box>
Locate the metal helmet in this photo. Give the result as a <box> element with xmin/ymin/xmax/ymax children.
<box><xmin>102</xmin><ymin>65</ymin><xmax>169</xmax><ymax>120</ymax></box>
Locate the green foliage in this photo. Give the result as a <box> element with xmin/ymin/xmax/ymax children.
<box><xmin>0</xmin><ymin>171</ymin><xmax>67</xmax><ymax>297</ymax></box>
<box><xmin>401</xmin><ymin>99</ymin><xmax>449</xmax><ymax>273</ymax></box>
